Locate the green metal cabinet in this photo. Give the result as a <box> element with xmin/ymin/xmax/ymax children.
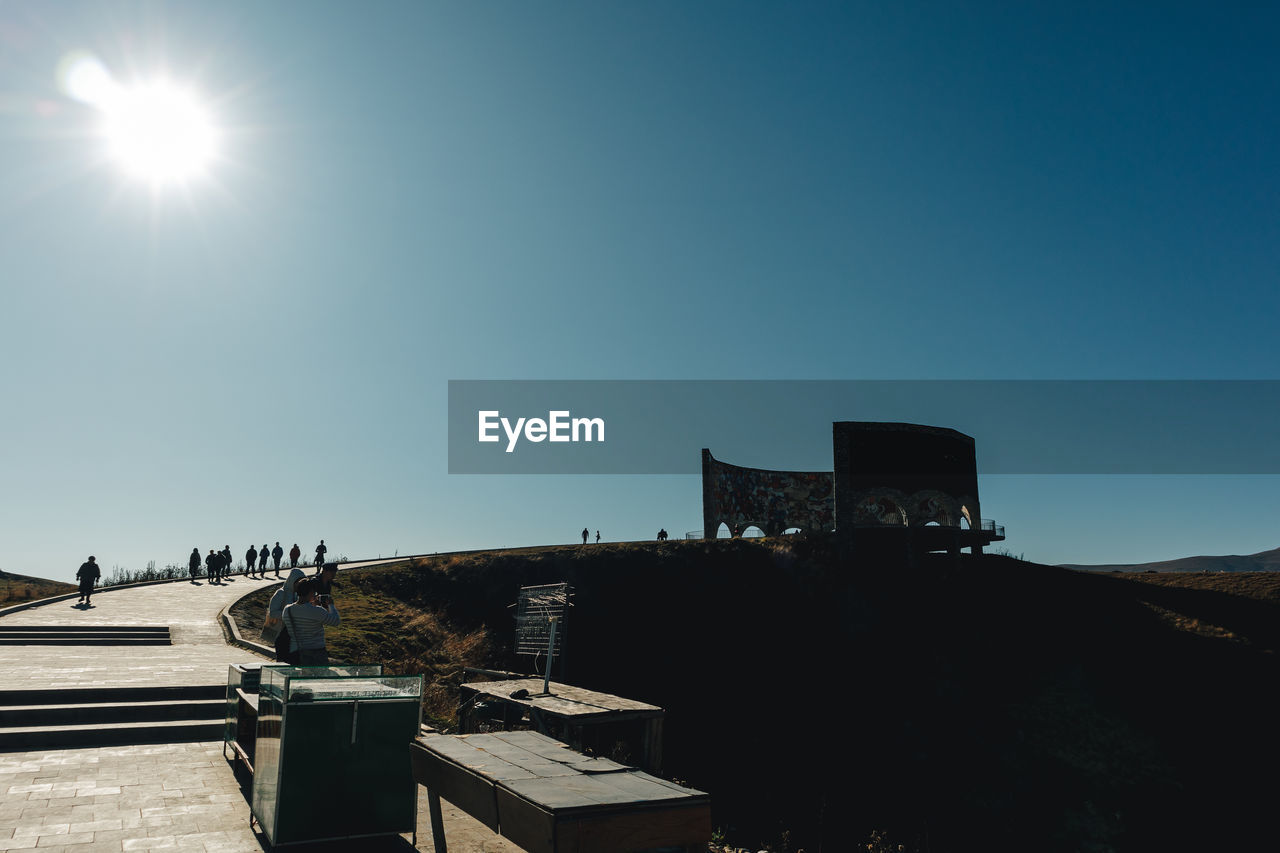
<box><xmin>250</xmin><ymin>665</ymin><xmax>422</xmax><ymax>848</ymax></box>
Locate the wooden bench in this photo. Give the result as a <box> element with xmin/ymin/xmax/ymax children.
<box><xmin>410</xmin><ymin>730</ymin><xmax>710</xmax><ymax>853</ymax></box>
<box><xmin>459</xmin><ymin>678</ymin><xmax>666</xmax><ymax>774</ymax></box>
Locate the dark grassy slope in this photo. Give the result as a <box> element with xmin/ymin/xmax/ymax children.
<box><xmin>281</xmin><ymin>541</ymin><xmax>1280</xmax><ymax>852</ymax></box>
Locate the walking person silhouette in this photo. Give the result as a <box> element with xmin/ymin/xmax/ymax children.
<box><xmin>75</xmin><ymin>556</ymin><xmax>100</xmax><ymax>606</ymax></box>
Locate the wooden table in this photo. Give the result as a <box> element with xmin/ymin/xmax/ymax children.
<box><xmin>459</xmin><ymin>679</ymin><xmax>665</xmax><ymax>773</ymax></box>
<box><xmin>410</xmin><ymin>730</ymin><xmax>710</xmax><ymax>853</ymax></box>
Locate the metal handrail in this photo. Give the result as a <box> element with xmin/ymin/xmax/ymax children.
<box><xmin>980</xmin><ymin>519</ymin><xmax>1006</xmax><ymax>538</ymax></box>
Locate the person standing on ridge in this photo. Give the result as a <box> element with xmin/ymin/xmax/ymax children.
<box><xmin>595</xmin><ymin>530</ymin><xmax>600</xmax><ymax>544</ymax></box>
<box><xmin>259</xmin><ymin>543</ymin><xmax>269</xmax><ymax>576</ymax></box>
<box><xmin>188</xmin><ymin>547</ymin><xmax>201</xmax><ymax>581</ymax></box>
<box><xmin>581</xmin><ymin>528</ymin><xmax>589</xmax><ymax>545</ymax></box>
<box><xmin>289</xmin><ymin>543</ymin><xmax>301</xmax><ymax>568</ymax></box>
<box><xmin>221</xmin><ymin>546</ymin><xmax>233</xmax><ymax>580</ymax></box>
<box><xmin>245</xmin><ymin>545</ymin><xmax>258</xmax><ymax>579</ymax></box>
<box><xmin>271</xmin><ymin>542</ymin><xmax>284</xmax><ymax>577</ymax></box>
<box><xmin>76</xmin><ymin>556</ymin><xmax>100</xmax><ymax>606</ymax></box>
<box><xmin>314</xmin><ymin>539</ymin><xmax>327</xmax><ymax>566</ymax></box>
<box><xmin>206</xmin><ymin>549</ymin><xmax>219</xmax><ymax>583</ymax></box>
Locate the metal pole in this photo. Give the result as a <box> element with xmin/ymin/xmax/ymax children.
<box><xmin>540</xmin><ymin>617</ymin><xmax>558</xmax><ymax>696</ymax></box>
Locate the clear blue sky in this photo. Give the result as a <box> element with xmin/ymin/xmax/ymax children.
<box><xmin>2</xmin><ymin>1</ymin><xmax>1278</xmax><ymax>582</ymax></box>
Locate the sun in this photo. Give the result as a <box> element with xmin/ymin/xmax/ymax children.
<box><xmin>59</xmin><ymin>53</ymin><xmax>220</xmax><ymax>187</ymax></box>
<box><xmin>101</xmin><ymin>81</ymin><xmax>218</xmax><ymax>185</ymax></box>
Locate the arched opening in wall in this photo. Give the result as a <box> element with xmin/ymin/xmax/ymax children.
<box><xmin>742</xmin><ymin>526</ymin><xmax>765</xmax><ymax>539</ymax></box>
<box><xmin>960</xmin><ymin>506</ymin><xmax>974</xmax><ymax>528</ymax></box>
<box><xmin>782</xmin><ymin>527</ymin><xmax>803</xmax><ymax>536</ymax></box>
<box><xmin>716</xmin><ymin>523</ymin><xmax>732</xmax><ymax>539</ymax></box>
<box><xmin>924</xmin><ymin>521</ymin><xmax>941</xmax><ymax>526</ymax></box>
<box><xmin>853</xmin><ymin>495</ymin><xmax>908</xmax><ymax>526</ymax></box>
<box><xmin>912</xmin><ymin>492</ymin><xmax>955</xmax><ymax>527</ymax></box>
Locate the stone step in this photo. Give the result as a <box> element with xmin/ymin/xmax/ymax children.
<box><xmin>0</xmin><ymin>637</ymin><xmax>172</xmax><ymax>645</ymax></box>
<box><xmin>0</xmin><ymin>625</ymin><xmax>169</xmax><ymax>632</ymax></box>
<box><xmin>0</xmin><ymin>625</ymin><xmax>170</xmax><ymax>630</ymax></box>
<box><xmin>0</xmin><ymin>685</ymin><xmax>224</xmax><ymax>706</ymax></box>
<box><xmin>0</xmin><ymin>719</ymin><xmax>225</xmax><ymax>751</ymax></box>
<box><xmin>0</xmin><ymin>698</ymin><xmax>225</xmax><ymax>727</ymax></box>
<box><xmin>0</xmin><ymin>685</ymin><xmax>228</xmax><ymax>752</ymax></box>
<box><xmin>0</xmin><ymin>624</ymin><xmax>171</xmax><ymax>645</ymax></box>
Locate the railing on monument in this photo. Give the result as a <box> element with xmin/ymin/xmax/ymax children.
<box><xmin>980</xmin><ymin>519</ymin><xmax>1006</xmax><ymax>539</ymax></box>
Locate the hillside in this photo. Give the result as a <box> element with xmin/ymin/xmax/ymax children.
<box><xmin>0</xmin><ymin>569</ymin><xmax>76</xmax><ymax>606</ymax></box>
<box><xmin>1060</xmin><ymin>545</ymin><xmax>1280</xmax><ymax>573</ymax></box>
<box><xmin>236</xmin><ymin>539</ymin><xmax>1280</xmax><ymax>852</ymax></box>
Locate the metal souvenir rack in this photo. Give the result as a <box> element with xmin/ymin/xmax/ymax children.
<box><xmin>514</xmin><ymin>582</ymin><xmax>573</xmax><ymax>694</ymax></box>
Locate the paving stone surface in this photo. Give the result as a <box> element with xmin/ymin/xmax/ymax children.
<box><xmin>0</xmin><ymin>574</ymin><xmax>278</xmax><ymax>692</ymax></box>
<box><xmin>0</xmin><ymin>741</ymin><xmax>522</xmax><ymax>852</ymax></box>
<box><xmin>0</xmin><ymin>567</ymin><xmax>523</xmax><ymax>851</ymax></box>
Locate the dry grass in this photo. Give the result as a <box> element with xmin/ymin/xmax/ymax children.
<box><xmin>229</xmin><ymin>573</ymin><xmax>504</xmax><ymax>729</ymax></box>
<box><xmin>1139</xmin><ymin>600</ymin><xmax>1247</xmax><ymax>644</ymax></box>
<box><xmin>1115</xmin><ymin>570</ymin><xmax>1280</xmax><ymax>603</ymax></box>
<box><xmin>326</xmin><ymin>595</ymin><xmax>500</xmax><ymax>726</ymax></box>
<box><xmin>1102</xmin><ymin>571</ymin><xmax>1280</xmax><ymax>652</ymax></box>
<box><xmin>0</xmin><ymin>573</ymin><xmax>76</xmax><ymax>606</ymax></box>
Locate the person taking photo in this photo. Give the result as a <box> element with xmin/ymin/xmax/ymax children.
<box><xmin>281</xmin><ymin>577</ymin><xmax>339</xmax><ymax>666</ymax></box>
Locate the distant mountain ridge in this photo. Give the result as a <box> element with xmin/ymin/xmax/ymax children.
<box><xmin>1061</xmin><ymin>546</ymin><xmax>1280</xmax><ymax>573</ymax></box>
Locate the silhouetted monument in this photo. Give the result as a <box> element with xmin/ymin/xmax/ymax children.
<box><xmin>702</xmin><ymin>421</ymin><xmax>1004</xmax><ymax>560</ymax></box>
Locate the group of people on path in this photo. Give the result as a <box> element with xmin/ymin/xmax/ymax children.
<box><xmin>70</xmin><ymin>547</ymin><xmax>340</xmax><ymax>667</ymax></box>
<box><xmin>187</xmin><ymin>540</ymin><xmax>328</xmax><ymax>584</ymax></box>
<box><xmin>262</xmin><ymin>561</ymin><xmax>340</xmax><ymax>665</ymax></box>
<box><xmin>579</xmin><ymin>529</ymin><xmax>674</xmax><ymax>543</ymax></box>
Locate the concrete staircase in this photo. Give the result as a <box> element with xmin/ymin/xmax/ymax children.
<box><xmin>0</xmin><ymin>624</ymin><xmax>222</xmax><ymax>750</ymax></box>
<box><xmin>0</xmin><ymin>625</ymin><xmax>172</xmax><ymax>645</ymax></box>
<box><xmin>0</xmin><ymin>684</ymin><xmax>226</xmax><ymax>751</ymax></box>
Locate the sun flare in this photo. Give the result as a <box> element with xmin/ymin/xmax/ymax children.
<box><xmin>60</xmin><ymin>53</ymin><xmax>220</xmax><ymax>187</ymax></box>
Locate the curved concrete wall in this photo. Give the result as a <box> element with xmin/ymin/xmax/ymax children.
<box><xmin>701</xmin><ymin>450</ymin><xmax>834</xmax><ymax>538</ymax></box>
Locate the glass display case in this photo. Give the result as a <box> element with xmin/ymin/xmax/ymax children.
<box><xmin>250</xmin><ymin>666</ymin><xmax>422</xmax><ymax>847</ymax></box>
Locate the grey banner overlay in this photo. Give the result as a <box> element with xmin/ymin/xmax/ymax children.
<box><xmin>448</xmin><ymin>380</ymin><xmax>1280</xmax><ymax>475</ymax></box>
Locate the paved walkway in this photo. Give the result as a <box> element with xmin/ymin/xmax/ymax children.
<box><xmin>0</xmin><ymin>573</ymin><xmax>275</xmax><ymax>692</ymax></box>
<box><xmin>0</xmin><ymin>565</ymin><xmax>522</xmax><ymax>852</ymax></box>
